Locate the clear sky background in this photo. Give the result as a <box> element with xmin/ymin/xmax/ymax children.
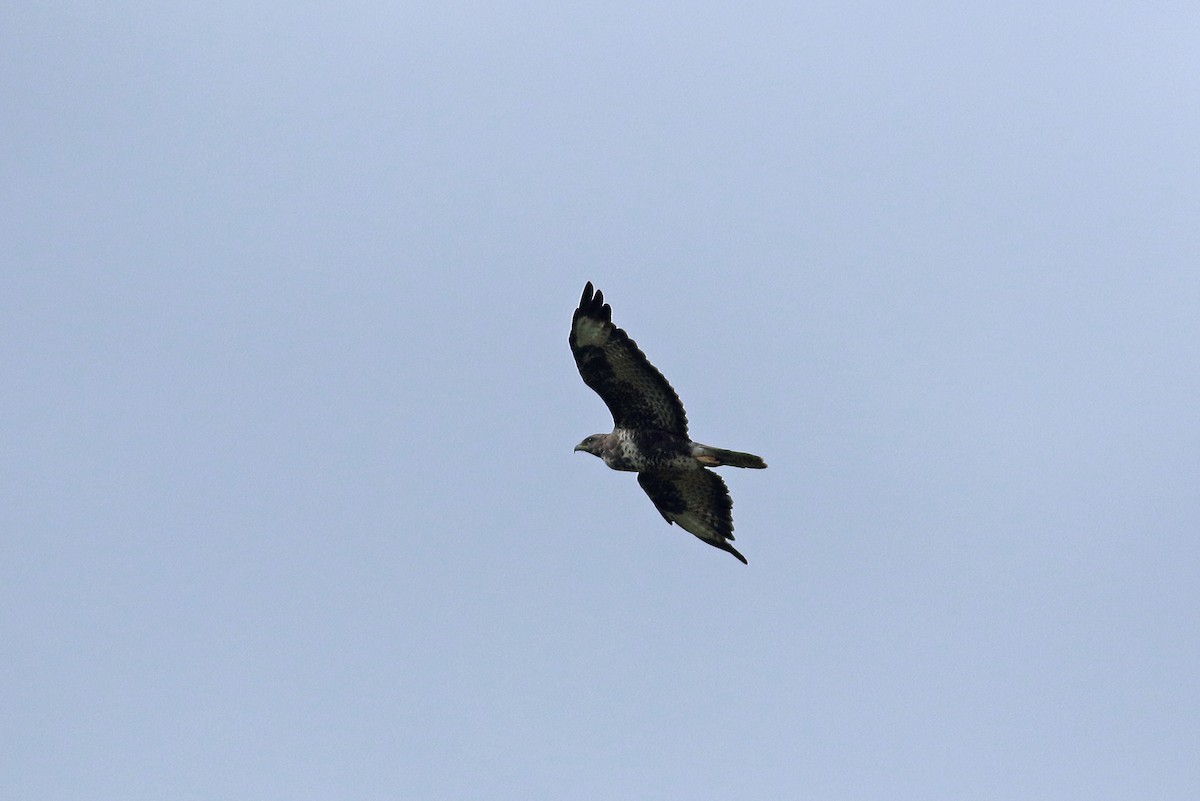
<box><xmin>3</xmin><ymin>3</ymin><xmax>1198</xmax><ymax>799</ymax></box>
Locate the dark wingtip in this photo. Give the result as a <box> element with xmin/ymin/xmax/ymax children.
<box><xmin>712</xmin><ymin>537</ymin><xmax>747</xmax><ymax>564</ymax></box>
<box><xmin>576</xmin><ymin>281</ymin><xmax>610</xmax><ymax>322</ymax></box>
<box><xmin>580</xmin><ymin>281</ymin><xmax>604</xmax><ymax>308</ymax></box>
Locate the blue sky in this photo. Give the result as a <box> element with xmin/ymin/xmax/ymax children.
<box><xmin>3</xmin><ymin>3</ymin><xmax>1198</xmax><ymax>799</ymax></box>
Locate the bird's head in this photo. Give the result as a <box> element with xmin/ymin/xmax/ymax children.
<box><xmin>574</xmin><ymin>434</ymin><xmax>606</xmax><ymax>457</ymax></box>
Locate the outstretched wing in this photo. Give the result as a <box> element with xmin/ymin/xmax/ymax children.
<box><xmin>637</xmin><ymin>468</ymin><xmax>746</xmax><ymax>564</ymax></box>
<box><xmin>569</xmin><ymin>282</ymin><xmax>689</xmax><ymax>435</ymax></box>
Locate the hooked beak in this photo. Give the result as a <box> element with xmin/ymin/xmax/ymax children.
<box><xmin>573</xmin><ymin>443</ymin><xmax>585</xmax><ymax>452</ymax></box>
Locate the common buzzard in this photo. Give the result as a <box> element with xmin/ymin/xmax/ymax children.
<box><xmin>570</xmin><ymin>282</ymin><xmax>766</xmax><ymax>564</ymax></box>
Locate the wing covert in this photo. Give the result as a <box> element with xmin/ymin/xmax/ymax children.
<box><xmin>569</xmin><ymin>282</ymin><xmax>689</xmax><ymax>435</ymax></box>
<box><xmin>637</xmin><ymin>469</ymin><xmax>746</xmax><ymax>564</ymax></box>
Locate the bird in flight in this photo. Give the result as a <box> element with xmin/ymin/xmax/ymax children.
<box><xmin>569</xmin><ymin>282</ymin><xmax>766</xmax><ymax>563</ymax></box>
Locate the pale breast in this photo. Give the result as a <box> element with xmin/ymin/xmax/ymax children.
<box><xmin>601</xmin><ymin>428</ymin><xmax>694</xmax><ymax>472</ymax></box>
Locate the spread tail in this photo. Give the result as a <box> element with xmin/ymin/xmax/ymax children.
<box><xmin>692</xmin><ymin>443</ymin><xmax>767</xmax><ymax>469</ymax></box>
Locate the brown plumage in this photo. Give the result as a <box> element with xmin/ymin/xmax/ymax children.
<box><xmin>570</xmin><ymin>282</ymin><xmax>766</xmax><ymax>564</ymax></box>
